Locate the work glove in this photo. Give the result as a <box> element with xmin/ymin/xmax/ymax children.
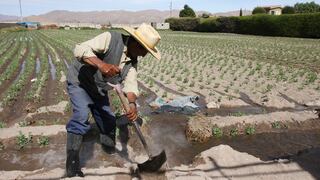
<box><xmin>97</xmin><ymin>62</ymin><xmax>120</xmax><ymax>77</ymax></box>
<box><xmin>127</xmin><ymin>102</ymin><xmax>138</xmax><ymax>121</ymax></box>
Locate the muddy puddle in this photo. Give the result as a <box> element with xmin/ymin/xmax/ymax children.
<box><xmin>13</xmin><ymin>60</ymin><xmax>26</xmax><ymax>83</ymax></box>
<box><xmin>36</xmin><ymin>57</ymin><xmax>41</xmax><ymax>74</ymax></box>
<box><xmin>1</xmin><ymin>114</ymin><xmax>320</xmax><ymax>176</ymax></box>
<box><xmin>48</xmin><ymin>54</ymin><xmax>56</xmax><ymax>80</ymax></box>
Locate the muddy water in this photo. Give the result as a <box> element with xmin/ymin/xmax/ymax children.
<box><xmin>1</xmin><ymin>117</ymin><xmax>320</xmax><ymax>174</ymax></box>
<box><xmin>13</xmin><ymin>60</ymin><xmax>26</xmax><ymax>83</ymax></box>
<box><xmin>36</xmin><ymin>57</ymin><xmax>41</xmax><ymax>74</ymax></box>
<box><xmin>63</xmin><ymin>59</ymin><xmax>69</xmax><ymax>69</ymax></box>
<box><xmin>147</xmin><ymin>114</ymin><xmax>320</xmax><ymax>166</ymax></box>
<box><xmin>48</xmin><ymin>54</ymin><xmax>56</xmax><ymax>80</ymax></box>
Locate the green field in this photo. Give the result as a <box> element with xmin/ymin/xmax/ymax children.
<box><xmin>0</xmin><ymin>30</ymin><xmax>319</xmax><ymax>116</ymax></box>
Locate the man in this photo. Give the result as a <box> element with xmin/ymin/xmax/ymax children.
<box><xmin>65</xmin><ymin>23</ymin><xmax>161</xmax><ymax>177</ymax></box>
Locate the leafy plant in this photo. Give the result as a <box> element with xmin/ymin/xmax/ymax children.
<box><xmin>0</xmin><ymin>142</ymin><xmax>4</xmax><ymax>151</ymax></box>
<box><xmin>245</xmin><ymin>126</ymin><xmax>256</xmax><ymax>135</ymax></box>
<box><xmin>271</xmin><ymin>121</ymin><xmax>282</xmax><ymax>129</ymax></box>
<box><xmin>231</xmin><ymin>112</ymin><xmax>246</xmax><ymax>117</ymax></box>
<box><xmin>212</xmin><ymin>127</ymin><xmax>223</xmax><ymax>137</ymax></box>
<box><xmin>0</xmin><ymin>121</ymin><xmax>6</xmax><ymax>128</ymax></box>
<box><xmin>37</xmin><ymin>135</ymin><xmax>49</xmax><ymax>147</ymax></box>
<box><xmin>230</xmin><ymin>128</ymin><xmax>238</xmax><ymax>137</ymax></box>
<box><xmin>16</xmin><ymin>131</ymin><xmax>33</xmax><ymax>149</ymax></box>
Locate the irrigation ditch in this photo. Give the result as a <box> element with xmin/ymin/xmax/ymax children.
<box><xmin>1</xmin><ymin>83</ymin><xmax>320</xmax><ymax>179</ymax></box>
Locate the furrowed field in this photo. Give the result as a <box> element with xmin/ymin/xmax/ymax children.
<box><xmin>0</xmin><ymin>29</ymin><xmax>320</xmax><ymax>179</ymax></box>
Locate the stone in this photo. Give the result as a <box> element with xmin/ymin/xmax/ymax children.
<box><xmin>206</xmin><ymin>101</ymin><xmax>220</xmax><ymax>109</ymax></box>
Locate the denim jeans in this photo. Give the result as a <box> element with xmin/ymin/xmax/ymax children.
<box><xmin>66</xmin><ymin>82</ymin><xmax>116</xmax><ymax>136</ymax></box>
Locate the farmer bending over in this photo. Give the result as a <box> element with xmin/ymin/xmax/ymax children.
<box><xmin>65</xmin><ymin>23</ymin><xmax>161</xmax><ymax>177</ymax></box>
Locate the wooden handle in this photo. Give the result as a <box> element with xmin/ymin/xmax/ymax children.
<box><xmin>115</xmin><ymin>90</ymin><xmax>131</xmax><ymax>113</ymax></box>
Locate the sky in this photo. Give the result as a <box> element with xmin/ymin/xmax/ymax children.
<box><xmin>1</xmin><ymin>0</ymin><xmax>320</xmax><ymax>16</ymax></box>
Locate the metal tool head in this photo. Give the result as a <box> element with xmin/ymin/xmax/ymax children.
<box><xmin>137</xmin><ymin>150</ymin><xmax>167</xmax><ymax>172</ymax></box>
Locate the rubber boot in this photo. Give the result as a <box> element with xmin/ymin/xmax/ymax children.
<box><xmin>66</xmin><ymin>133</ymin><xmax>84</xmax><ymax>177</ymax></box>
<box><xmin>100</xmin><ymin>130</ymin><xmax>116</xmax><ymax>154</ymax></box>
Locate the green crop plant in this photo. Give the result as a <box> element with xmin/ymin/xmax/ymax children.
<box><xmin>160</xmin><ymin>75</ymin><xmax>164</xmax><ymax>81</ymax></box>
<box><xmin>37</xmin><ymin>135</ymin><xmax>49</xmax><ymax>147</ymax></box>
<box><xmin>189</xmin><ymin>81</ymin><xmax>195</xmax><ymax>87</ymax></box>
<box><xmin>183</xmin><ymin>78</ymin><xmax>188</xmax><ymax>84</ymax></box>
<box><xmin>231</xmin><ymin>112</ymin><xmax>246</xmax><ymax>117</ymax></box>
<box><xmin>305</xmin><ymin>72</ymin><xmax>317</xmax><ymax>84</ymax></box>
<box><xmin>212</xmin><ymin>127</ymin><xmax>223</xmax><ymax>137</ymax></box>
<box><xmin>230</xmin><ymin>128</ymin><xmax>238</xmax><ymax>137</ymax></box>
<box><xmin>16</xmin><ymin>131</ymin><xmax>33</xmax><ymax>149</ymax></box>
<box><xmin>271</xmin><ymin>121</ymin><xmax>282</xmax><ymax>129</ymax></box>
<box><xmin>0</xmin><ymin>141</ymin><xmax>4</xmax><ymax>151</ymax></box>
<box><xmin>0</xmin><ymin>121</ymin><xmax>5</xmax><ymax>128</ymax></box>
<box><xmin>245</xmin><ymin>126</ymin><xmax>256</xmax><ymax>135</ymax></box>
<box><xmin>162</xmin><ymin>91</ymin><xmax>168</xmax><ymax>98</ymax></box>
<box><xmin>18</xmin><ymin>120</ymin><xmax>30</xmax><ymax>127</ymax></box>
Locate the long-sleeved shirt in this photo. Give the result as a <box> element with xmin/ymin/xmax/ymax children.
<box><xmin>73</xmin><ymin>32</ymin><xmax>139</xmax><ymax>97</ymax></box>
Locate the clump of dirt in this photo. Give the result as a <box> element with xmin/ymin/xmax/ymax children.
<box><xmin>186</xmin><ymin>114</ymin><xmax>212</xmax><ymax>143</ymax></box>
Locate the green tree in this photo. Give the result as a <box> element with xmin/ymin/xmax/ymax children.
<box><xmin>240</xmin><ymin>8</ymin><xmax>243</xmax><ymax>16</ymax></box>
<box><xmin>179</xmin><ymin>4</ymin><xmax>196</xmax><ymax>17</ymax></box>
<box><xmin>282</xmin><ymin>6</ymin><xmax>295</xmax><ymax>14</ymax></box>
<box><xmin>294</xmin><ymin>1</ymin><xmax>320</xmax><ymax>13</ymax></box>
<box><xmin>252</xmin><ymin>7</ymin><xmax>267</xmax><ymax>14</ymax></box>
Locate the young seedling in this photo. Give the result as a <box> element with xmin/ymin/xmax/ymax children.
<box><xmin>271</xmin><ymin>121</ymin><xmax>282</xmax><ymax>129</ymax></box>
<box><xmin>230</xmin><ymin>128</ymin><xmax>238</xmax><ymax>137</ymax></box>
<box><xmin>0</xmin><ymin>142</ymin><xmax>4</xmax><ymax>151</ymax></box>
<box><xmin>212</xmin><ymin>127</ymin><xmax>223</xmax><ymax>138</ymax></box>
<box><xmin>37</xmin><ymin>135</ymin><xmax>49</xmax><ymax>147</ymax></box>
<box><xmin>245</xmin><ymin>126</ymin><xmax>256</xmax><ymax>135</ymax></box>
<box><xmin>16</xmin><ymin>131</ymin><xmax>33</xmax><ymax>149</ymax></box>
<box><xmin>0</xmin><ymin>121</ymin><xmax>5</xmax><ymax>128</ymax></box>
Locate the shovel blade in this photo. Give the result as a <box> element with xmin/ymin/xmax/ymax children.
<box><xmin>138</xmin><ymin>150</ymin><xmax>167</xmax><ymax>172</ymax></box>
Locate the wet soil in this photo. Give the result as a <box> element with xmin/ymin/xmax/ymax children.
<box><xmin>1</xmin><ymin>82</ymin><xmax>320</xmax><ymax>179</ymax></box>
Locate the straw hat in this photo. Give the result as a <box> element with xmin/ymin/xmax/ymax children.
<box><xmin>123</xmin><ymin>23</ymin><xmax>161</xmax><ymax>60</ymax></box>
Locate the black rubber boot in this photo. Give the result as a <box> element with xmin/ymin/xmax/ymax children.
<box><xmin>66</xmin><ymin>133</ymin><xmax>84</xmax><ymax>177</ymax></box>
<box><xmin>100</xmin><ymin>131</ymin><xmax>116</xmax><ymax>154</ymax></box>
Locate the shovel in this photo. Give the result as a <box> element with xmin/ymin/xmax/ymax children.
<box><xmin>108</xmin><ymin>83</ymin><xmax>167</xmax><ymax>172</ymax></box>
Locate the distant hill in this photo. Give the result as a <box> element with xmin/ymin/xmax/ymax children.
<box><xmin>24</xmin><ymin>10</ymin><xmax>181</xmax><ymax>24</ymax></box>
<box><xmin>1</xmin><ymin>9</ymin><xmax>252</xmax><ymax>24</ymax></box>
<box><xmin>0</xmin><ymin>14</ymin><xmax>19</xmax><ymax>22</ymax></box>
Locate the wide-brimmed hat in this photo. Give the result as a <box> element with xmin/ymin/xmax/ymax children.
<box><xmin>123</xmin><ymin>23</ymin><xmax>161</xmax><ymax>60</ymax></box>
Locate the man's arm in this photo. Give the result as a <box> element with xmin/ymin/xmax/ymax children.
<box><xmin>84</xmin><ymin>57</ymin><xmax>120</xmax><ymax>77</ymax></box>
<box><xmin>73</xmin><ymin>32</ymin><xmax>120</xmax><ymax>77</ymax></box>
<box><xmin>122</xmin><ymin>66</ymin><xmax>139</xmax><ymax>121</ymax></box>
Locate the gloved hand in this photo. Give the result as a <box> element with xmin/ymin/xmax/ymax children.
<box><xmin>127</xmin><ymin>102</ymin><xmax>138</xmax><ymax>121</ymax></box>
<box><xmin>97</xmin><ymin>62</ymin><xmax>120</xmax><ymax>77</ymax></box>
